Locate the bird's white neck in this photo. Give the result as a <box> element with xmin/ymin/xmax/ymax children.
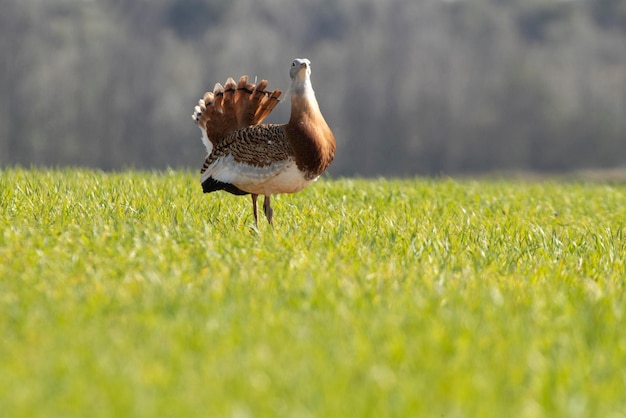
<box><xmin>291</xmin><ymin>77</ymin><xmax>315</xmax><ymax>100</ymax></box>
<box><xmin>290</xmin><ymin>77</ymin><xmax>320</xmax><ymax>118</ymax></box>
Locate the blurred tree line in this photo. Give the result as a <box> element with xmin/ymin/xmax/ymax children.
<box><xmin>1</xmin><ymin>0</ymin><xmax>625</xmax><ymax>176</ymax></box>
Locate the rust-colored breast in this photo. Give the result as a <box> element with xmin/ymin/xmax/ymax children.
<box><xmin>286</xmin><ymin>114</ymin><xmax>336</xmax><ymax>180</ymax></box>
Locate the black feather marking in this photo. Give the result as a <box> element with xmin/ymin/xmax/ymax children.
<box><xmin>202</xmin><ymin>177</ymin><xmax>249</xmax><ymax>195</ymax></box>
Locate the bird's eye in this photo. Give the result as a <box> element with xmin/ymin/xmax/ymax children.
<box><xmin>292</xmin><ymin>61</ymin><xmax>296</xmax><ymax>67</ymax></box>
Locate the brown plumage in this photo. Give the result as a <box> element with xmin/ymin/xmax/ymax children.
<box><xmin>192</xmin><ymin>58</ymin><xmax>336</xmax><ymax>226</ymax></box>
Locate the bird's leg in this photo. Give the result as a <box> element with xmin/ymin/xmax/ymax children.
<box><xmin>251</xmin><ymin>194</ymin><xmax>259</xmax><ymax>226</ymax></box>
<box><xmin>263</xmin><ymin>195</ymin><xmax>273</xmax><ymax>225</ymax></box>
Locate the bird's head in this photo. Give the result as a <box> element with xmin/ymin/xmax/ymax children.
<box><xmin>290</xmin><ymin>58</ymin><xmax>311</xmax><ymax>82</ymax></box>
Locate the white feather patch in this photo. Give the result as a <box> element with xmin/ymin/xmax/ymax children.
<box><xmin>199</xmin><ymin>128</ymin><xmax>212</xmax><ymax>155</ymax></box>
<box><xmin>201</xmin><ymin>155</ymin><xmax>313</xmax><ymax>195</ymax></box>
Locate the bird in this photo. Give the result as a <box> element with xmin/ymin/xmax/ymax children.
<box><xmin>192</xmin><ymin>58</ymin><xmax>336</xmax><ymax>226</ymax></box>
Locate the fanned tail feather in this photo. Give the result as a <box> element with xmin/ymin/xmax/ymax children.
<box><xmin>192</xmin><ymin>75</ymin><xmax>282</xmax><ymax>147</ymax></box>
<box><xmin>255</xmin><ymin>89</ymin><xmax>282</xmax><ymax>125</ymax></box>
<box><xmin>234</xmin><ymin>75</ymin><xmax>255</xmax><ymax>127</ymax></box>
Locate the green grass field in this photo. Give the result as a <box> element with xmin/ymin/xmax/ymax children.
<box><xmin>1</xmin><ymin>167</ymin><xmax>625</xmax><ymax>417</ymax></box>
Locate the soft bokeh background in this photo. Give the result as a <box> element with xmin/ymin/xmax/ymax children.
<box><xmin>2</xmin><ymin>0</ymin><xmax>626</xmax><ymax>176</ymax></box>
